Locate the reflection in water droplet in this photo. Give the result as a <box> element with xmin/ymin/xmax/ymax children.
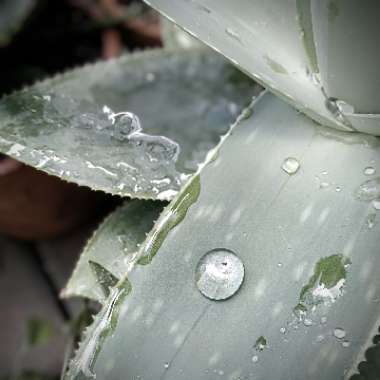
<box><xmin>195</xmin><ymin>249</ymin><xmax>244</xmax><ymax>301</ymax></box>
<box><xmin>282</xmin><ymin>157</ymin><xmax>300</xmax><ymax>175</ymax></box>
<box><xmin>364</xmin><ymin>166</ymin><xmax>376</xmax><ymax>176</ymax></box>
<box><xmin>146</xmin><ymin>72</ymin><xmax>155</xmax><ymax>82</ymax></box>
<box><xmin>333</xmin><ymin>327</ymin><xmax>346</xmax><ymax>339</ymax></box>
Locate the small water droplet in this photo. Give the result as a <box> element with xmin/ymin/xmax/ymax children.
<box><xmin>280</xmin><ymin>327</ymin><xmax>286</xmax><ymax>334</ymax></box>
<box><xmin>335</xmin><ymin>186</ymin><xmax>342</xmax><ymax>192</ymax></box>
<box><xmin>320</xmin><ymin>181</ymin><xmax>330</xmax><ymax>189</ymax></box>
<box><xmin>372</xmin><ymin>200</ymin><xmax>380</xmax><ymax>210</ymax></box>
<box><xmin>277</xmin><ymin>262</ymin><xmax>283</xmax><ymax>268</ymax></box>
<box><xmin>195</xmin><ymin>249</ymin><xmax>244</xmax><ymax>301</ymax></box>
<box><xmin>320</xmin><ymin>316</ymin><xmax>328</xmax><ymax>325</ymax></box>
<box><xmin>225</xmin><ymin>27</ymin><xmax>243</xmax><ymax>44</ymax></box>
<box><xmin>282</xmin><ymin>157</ymin><xmax>300</xmax><ymax>175</ymax></box>
<box><xmin>333</xmin><ymin>328</ymin><xmax>346</xmax><ymax>339</ymax></box>
<box><xmin>342</xmin><ymin>340</ymin><xmax>351</xmax><ymax>348</ymax></box>
<box><xmin>146</xmin><ymin>72</ymin><xmax>155</xmax><ymax>82</ymax></box>
<box><xmin>364</xmin><ymin>166</ymin><xmax>376</xmax><ymax>176</ymax></box>
<box><xmin>316</xmin><ymin>335</ymin><xmax>325</xmax><ymax>343</ymax></box>
<box><xmin>164</xmin><ymin>362</ymin><xmax>170</xmax><ymax>369</ymax></box>
<box><xmin>356</xmin><ymin>177</ymin><xmax>380</xmax><ymax>201</ymax></box>
<box><xmin>251</xmin><ymin>355</ymin><xmax>259</xmax><ymax>363</ymax></box>
<box><xmin>303</xmin><ymin>318</ymin><xmax>313</xmax><ymax>327</ymax></box>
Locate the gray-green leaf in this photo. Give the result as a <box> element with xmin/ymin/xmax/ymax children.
<box><xmin>62</xmin><ymin>200</ymin><xmax>164</xmax><ymax>302</ymax></box>
<box><xmin>0</xmin><ymin>48</ymin><xmax>257</xmax><ymax>199</ymax></box>
<box><xmin>66</xmin><ymin>92</ymin><xmax>380</xmax><ymax>379</ymax></box>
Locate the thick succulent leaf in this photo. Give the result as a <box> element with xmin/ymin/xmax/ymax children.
<box><xmin>0</xmin><ymin>0</ymin><xmax>35</xmax><ymax>46</ymax></box>
<box><xmin>0</xmin><ymin>48</ymin><xmax>257</xmax><ymax>199</ymax></box>
<box><xmin>62</xmin><ymin>200</ymin><xmax>164</xmax><ymax>302</ymax></box>
<box><xmin>66</xmin><ymin>92</ymin><xmax>380</xmax><ymax>379</ymax></box>
<box><xmin>146</xmin><ymin>0</ymin><xmax>380</xmax><ymax>135</ymax></box>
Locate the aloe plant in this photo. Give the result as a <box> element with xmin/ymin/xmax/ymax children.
<box><xmin>1</xmin><ymin>1</ymin><xmax>380</xmax><ymax>379</ymax></box>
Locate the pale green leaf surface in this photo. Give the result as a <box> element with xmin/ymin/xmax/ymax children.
<box><xmin>62</xmin><ymin>200</ymin><xmax>164</xmax><ymax>302</ymax></box>
<box><xmin>0</xmin><ymin>49</ymin><xmax>256</xmax><ymax>199</ymax></box>
<box><xmin>147</xmin><ymin>0</ymin><xmax>380</xmax><ymax>136</ymax></box>
<box><xmin>0</xmin><ymin>0</ymin><xmax>35</xmax><ymax>46</ymax></box>
<box><xmin>144</xmin><ymin>0</ymin><xmax>352</xmax><ymax>132</ymax></box>
<box><xmin>67</xmin><ymin>92</ymin><xmax>380</xmax><ymax>379</ymax></box>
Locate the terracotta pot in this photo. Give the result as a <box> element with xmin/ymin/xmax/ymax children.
<box><xmin>0</xmin><ymin>155</ymin><xmax>115</xmax><ymax>240</ymax></box>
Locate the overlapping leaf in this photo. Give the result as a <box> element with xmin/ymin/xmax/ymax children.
<box><xmin>66</xmin><ymin>92</ymin><xmax>380</xmax><ymax>379</ymax></box>
<box><xmin>62</xmin><ymin>200</ymin><xmax>164</xmax><ymax>302</ymax></box>
<box><xmin>0</xmin><ymin>48</ymin><xmax>257</xmax><ymax>199</ymax></box>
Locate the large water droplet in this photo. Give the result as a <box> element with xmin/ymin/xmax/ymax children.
<box><xmin>333</xmin><ymin>327</ymin><xmax>346</xmax><ymax>339</ymax></box>
<box><xmin>195</xmin><ymin>249</ymin><xmax>244</xmax><ymax>300</ymax></box>
<box><xmin>282</xmin><ymin>157</ymin><xmax>300</xmax><ymax>175</ymax></box>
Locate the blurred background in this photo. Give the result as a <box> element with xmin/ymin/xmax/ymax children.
<box><xmin>0</xmin><ymin>1</ymin><xmax>163</xmax><ymax>379</ymax></box>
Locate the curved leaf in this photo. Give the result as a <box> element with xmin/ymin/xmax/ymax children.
<box><xmin>62</xmin><ymin>200</ymin><xmax>164</xmax><ymax>302</ymax></box>
<box><xmin>66</xmin><ymin>92</ymin><xmax>380</xmax><ymax>379</ymax></box>
<box><xmin>146</xmin><ymin>0</ymin><xmax>380</xmax><ymax>136</ymax></box>
<box><xmin>0</xmin><ymin>48</ymin><xmax>257</xmax><ymax>199</ymax></box>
